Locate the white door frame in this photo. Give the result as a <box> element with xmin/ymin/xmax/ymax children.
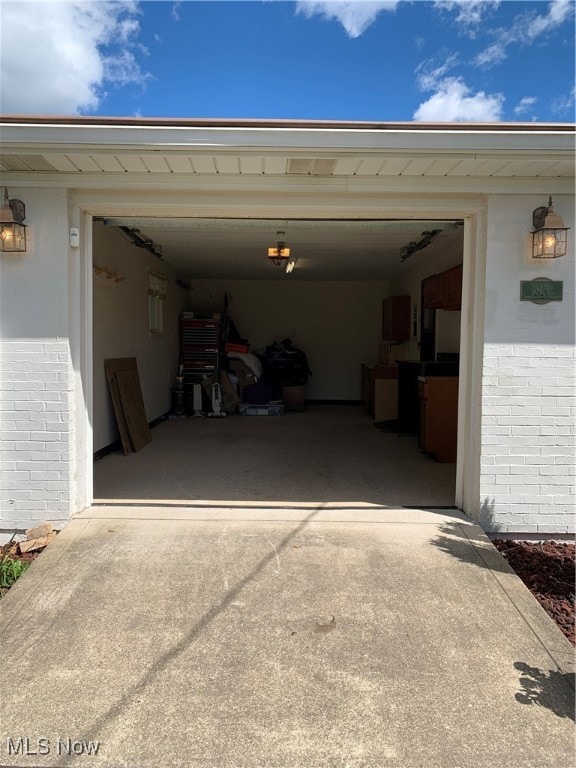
<box><xmin>72</xmin><ymin>192</ymin><xmax>486</xmax><ymax>515</ymax></box>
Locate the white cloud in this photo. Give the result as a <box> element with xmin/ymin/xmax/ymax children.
<box><xmin>474</xmin><ymin>42</ymin><xmax>506</xmax><ymax>68</ymax></box>
<box><xmin>523</xmin><ymin>0</ymin><xmax>574</xmax><ymax>41</ymax></box>
<box><xmin>513</xmin><ymin>96</ymin><xmax>537</xmax><ymax>117</ymax></box>
<box><xmin>416</xmin><ymin>53</ymin><xmax>460</xmax><ymax>91</ymax></box>
<box><xmin>0</xmin><ymin>1</ymin><xmax>149</xmax><ymax>115</ymax></box>
<box><xmin>295</xmin><ymin>1</ymin><xmax>400</xmax><ymax>38</ymax></box>
<box><xmin>172</xmin><ymin>2</ymin><xmax>182</xmax><ymax>22</ymax></box>
<box><xmin>413</xmin><ymin>77</ymin><xmax>504</xmax><ymax>121</ymax></box>
<box><xmin>434</xmin><ymin>1</ymin><xmax>501</xmax><ymax>33</ymax></box>
<box><xmin>475</xmin><ymin>0</ymin><xmax>575</xmax><ymax>68</ymax></box>
<box><xmin>552</xmin><ymin>85</ymin><xmax>576</xmax><ymax>118</ymax></box>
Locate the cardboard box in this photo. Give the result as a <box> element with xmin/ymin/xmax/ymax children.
<box><xmin>202</xmin><ymin>371</ymin><xmax>240</xmax><ymax>412</ymax></box>
<box><xmin>282</xmin><ymin>385</ymin><xmax>305</xmax><ymax>412</ymax></box>
<box><xmin>227</xmin><ymin>360</ymin><xmax>256</xmax><ymax>398</ymax></box>
<box><xmin>229</xmin><ymin>359</ymin><xmax>248</xmax><ymax>372</ymax></box>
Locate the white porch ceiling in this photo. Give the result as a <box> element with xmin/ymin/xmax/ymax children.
<box><xmin>96</xmin><ymin>216</ymin><xmax>464</xmax><ymax>281</ymax></box>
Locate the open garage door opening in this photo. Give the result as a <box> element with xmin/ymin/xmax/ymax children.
<box><xmin>91</xmin><ymin>216</ymin><xmax>465</xmax><ymax>509</ymax></box>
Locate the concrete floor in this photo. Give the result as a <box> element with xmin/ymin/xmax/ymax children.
<box><xmin>0</xmin><ymin>507</ymin><xmax>573</xmax><ymax>768</ymax></box>
<box><xmin>94</xmin><ymin>405</ymin><xmax>456</xmax><ymax>507</ymax></box>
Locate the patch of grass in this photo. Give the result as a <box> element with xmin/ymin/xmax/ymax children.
<box><xmin>0</xmin><ymin>535</ymin><xmax>31</xmax><ymax>595</ymax></box>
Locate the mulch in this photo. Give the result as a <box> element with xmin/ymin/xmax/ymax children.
<box><xmin>492</xmin><ymin>539</ymin><xmax>575</xmax><ymax>645</ymax></box>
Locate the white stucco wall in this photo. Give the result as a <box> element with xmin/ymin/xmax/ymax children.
<box><xmin>0</xmin><ymin>188</ymin><xmax>74</xmax><ymax>532</ymax></box>
<box><xmin>479</xmin><ymin>194</ymin><xmax>575</xmax><ymax>534</ymax></box>
<box><xmin>189</xmin><ymin>279</ymin><xmax>390</xmax><ymax>399</ymax></box>
<box><xmin>92</xmin><ymin>223</ymin><xmax>186</xmax><ymax>451</ymax></box>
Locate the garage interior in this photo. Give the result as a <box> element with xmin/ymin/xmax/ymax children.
<box><xmin>92</xmin><ymin>216</ymin><xmax>464</xmax><ymax>507</ymax></box>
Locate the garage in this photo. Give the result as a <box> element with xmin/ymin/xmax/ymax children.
<box><xmin>1</xmin><ymin>116</ymin><xmax>573</xmax><ymax>537</ymax></box>
<box><xmin>91</xmin><ymin>215</ymin><xmax>465</xmax><ymax>507</ymax></box>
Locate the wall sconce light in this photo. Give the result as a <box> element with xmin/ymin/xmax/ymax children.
<box><xmin>0</xmin><ymin>187</ymin><xmax>27</xmax><ymax>252</ymax></box>
<box><xmin>532</xmin><ymin>196</ymin><xmax>569</xmax><ymax>259</ymax></box>
<box><xmin>268</xmin><ymin>231</ymin><xmax>291</xmax><ymax>267</ymax></box>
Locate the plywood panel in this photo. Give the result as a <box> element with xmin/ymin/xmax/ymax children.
<box><xmin>104</xmin><ymin>358</ymin><xmax>133</xmax><ymax>454</ymax></box>
<box><xmin>116</xmin><ymin>369</ymin><xmax>151</xmax><ymax>451</ymax></box>
<box><xmin>104</xmin><ymin>358</ymin><xmax>151</xmax><ymax>454</ymax></box>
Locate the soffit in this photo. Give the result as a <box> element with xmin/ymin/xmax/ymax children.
<box><xmin>0</xmin><ymin>149</ymin><xmax>573</xmax><ymax>178</ymax></box>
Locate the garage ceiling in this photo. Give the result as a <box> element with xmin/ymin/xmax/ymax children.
<box><xmin>97</xmin><ymin>217</ymin><xmax>464</xmax><ymax>281</ymax></box>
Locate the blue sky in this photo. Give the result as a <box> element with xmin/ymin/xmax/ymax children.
<box><xmin>1</xmin><ymin>1</ymin><xmax>574</xmax><ymax>122</ymax></box>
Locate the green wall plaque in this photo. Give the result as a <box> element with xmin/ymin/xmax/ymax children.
<box><xmin>520</xmin><ymin>277</ymin><xmax>563</xmax><ymax>304</ymax></box>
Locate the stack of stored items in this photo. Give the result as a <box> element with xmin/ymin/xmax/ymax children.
<box><xmin>228</xmin><ymin>358</ymin><xmax>258</xmax><ymax>398</ymax></box>
<box><xmin>221</xmin><ymin>339</ymin><xmax>310</xmax><ymax>415</ymax></box>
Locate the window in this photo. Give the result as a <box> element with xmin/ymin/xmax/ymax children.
<box><xmin>148</xmin><ymin>272</ymin><xmax>167</xmax><ymax>336</ymax></box>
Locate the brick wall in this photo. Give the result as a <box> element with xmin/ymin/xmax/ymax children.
<box><xmin>479</xmin><ymin>344</ymin><xmax>575</xmax><ymax>533</ymax></box>
<box><xmin>0</xmin><ymin>341</ymin><xmax>74</xmax><ymax>532</ymax></box>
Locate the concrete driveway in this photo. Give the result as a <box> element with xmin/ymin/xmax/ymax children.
<box><xmin>0</xmin><ymin>505</ymin><xmax>574</xmax><ymax>768</ymax></box>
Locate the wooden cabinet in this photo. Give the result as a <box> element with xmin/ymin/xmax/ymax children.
<box><xmin>397</xmin><ymin>360</ymin><xmax>459</xmax><ymax>433</ymax></box>
<box><xmin>361</xmin><ymin>364</ymin><xmax>398</xmax><ymax>421</ymax></box>
<box><xmin>423</xmin><ymin>264</ymin><xmax>463</xmax><ymax>310</ymax></box>
<box><xmin>382</xmin><ymin>295</ymin><xmax>411</xmax><ymax>341</ymax></box>
<box><xmin>418</xmin><ymin>376</ymin><xmax>459</xmax><ymax>462</ymax></box>
<box><xmin>422</xmin><ymin>273</ymin><xmax>444</xmax><ymax>309</ymax></box>
<box><xmin>443</xmin><ymin>263</ymin><xmax>463</xmax><ymax>310</ymax></box>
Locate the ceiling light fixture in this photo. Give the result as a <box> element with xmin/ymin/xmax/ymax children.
<box><xmin>531</xmin><ymin>196</ymin><xmax>569</xmax><ymax>258</ymax></box>
<box><xmin>268</xmin><ymin>231</ymin><xmax>291</xmax><ymax>267</ymax></box>
<box><xmin>285</xmin><ymin>257</ymin><xmax>297</xmax><ymax>274</ymax></box>
<box><xmin>0</xmin><ymin>187</ymin><xmax>27</xmax><ymax>253</ymax></box>
<box><xmin>400</xmin><ymin>229</ymin><xmax>442</xmax><ymax>262</ymax></box>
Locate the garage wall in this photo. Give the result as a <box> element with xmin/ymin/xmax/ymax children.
<box><xmin>480</xmin><ymin>193</ymin><xmax>575</xmax><ymax>535</ymax></box>
<box><xmin>189</xmin><ymin>279</ymin><xmax>390</xmax><ymax>399</ymax></box>
<box><xmin>93</xmin><ymin>223</ymin><xmax>186</xmax><ymax>451</ymax></box>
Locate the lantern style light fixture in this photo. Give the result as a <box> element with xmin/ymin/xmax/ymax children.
<box><xmin>531</xmin><ymin>196</ymin><xmax>569</xmax><ymax>259</ymax></box>
<box><xmin>0</xmin><ymin>188</ymin><xmax>27</xmax><ymax>253</ymax></box>
<box><xmin>267</xmin><ymin>231</ymin><xmax>291</xmax><ymax>267</ymax></box>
